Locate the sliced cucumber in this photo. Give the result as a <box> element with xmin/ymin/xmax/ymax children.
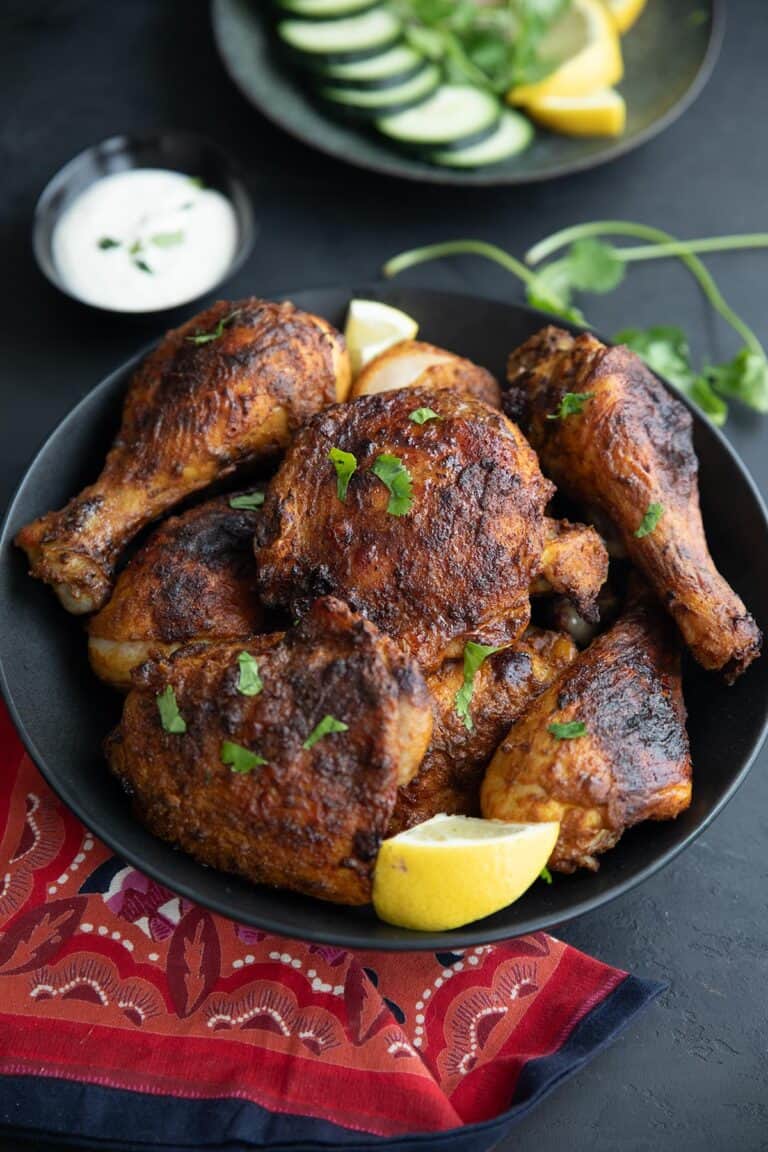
<box><xmin>278</xmin><ymin>9</ymin><xmax>401</xmax><ymax>61</ymax></box>
<box><xmin>274</xmin><ymin>0</ymin><xmax>379</xmax><ymax>16</ymax></box>
<box><xmin>318</xmin><ymin>43</ymin><xmax>426</xmax><ymax>89</ymax></box>
<box><xmin>377</xmin><ymin>85</ymin><xmax>501</xmax><ymax>150</ymax></box>
<box><xmin>431</xmin><ymin>110</ymin><xmax>534</xmax><ymax>168</ymax></box>
<box><xmin>319</xmin><ymin>63</ymin><xmax>440</xmax><ymax>115</ymax></box>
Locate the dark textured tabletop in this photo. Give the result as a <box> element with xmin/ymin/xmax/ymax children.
<box><xmin>1</xmin><ymin>2</ymin><xmax>767</xmax><ymax>1150</ymax></box>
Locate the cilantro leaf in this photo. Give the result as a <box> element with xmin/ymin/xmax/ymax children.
<box><xmin>540</xmin><ymin>865</ymin><xmax>553</xmax><ymax>884</ymax></box>
<box><xmin>455</xmin><ymin>641</ymin><xmax>505</xmax><ymax>731</ymax></box>
<box><xmin>409</xmin><ymin>407</ymin><xmax>441</xmax><ymax>424</ymax></box>
<box><xmin>151</xmin><ymin>230</ymin><xmax>185</xmax><ymax>248</ymax></box>
<box><xmin>134</xmin><ymin>258</ymin><xmax>153</xmax><ymax>274</ymax></box>
<box><xmin>157</xmin><ymin>685</ymin><xmax>186</xmax><ymax>734</ymax></box>
<box><xmin>546</xmin><ymin>391</ymin><xmax>594</xmax><ymax>420</ymax></box>
<box><xmin>634</xmin><ymin>502</ymin><xmax>665</xmax><ymax>538</ymax></box>
<box><xmin>303</xmin><ymin>714</ymin><xmax>349</xmax><ymax>750</ymax></box>
<box><xmin>615</xmin><ymin>326</ymin><xmax>728</xmax><ymax>426</ymax></box>
<box><xmin>565</xmin><ymin>238</ymin><xmax>626</xmax><ymax>294</ymax></box>
<box><xmin>526</xmin><ymin>261</ymin><xmax>585</xmax><ymax>325</ymax></box>
<box><xmin>547</xmin><ymin>720</ymin><xmax>587</xmax><ymax>740</ymax></box>
<box><xmin>97</xmin><ymin>236</ymin><xmax>121</xmax><ymax>250</ymax></box>
<box><xmin>186</xmin><ymin>309</ymin><xmax>241</xmax><ymax>346</ymax></box>
<box><xmin>221</xmin><ymin>741</ymin><xmax>267</xmax><ymax>774</ymax></box>
<box><xmin>371</xmin><ymin>454</ymin><xmax>414</xmax><ymax>516</ymax></box>
<box><xmin>707</xmin><ymin>348</ymin><xmax>768</xmax><ymax>413</ymax></box>
<box><xmin>229</xmin><ymin>492</ymin><xmax>265</xmax><ymax>510</ymax></box>
<box><xmin>236</xmin><ymin>651</ymin><xmax>263</xmax><ymax>697</ymax></box>
<box><xmin>329</xmin><ymin>447</ymin><xmax>357</xmax><ymax>502</ymax></box>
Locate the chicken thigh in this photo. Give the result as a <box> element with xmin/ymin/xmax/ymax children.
<box><xmin>481</xmin><ymin>600</ymin><xmax>693</xmax><ymax>873</ymax></box>
<box><xmin>16</xmin><ymin>299</ymin><xmax>349</xmax><ymax>615</ymax></box>
<box><xmin>106</xmin><ymin>597</ymin><xmax>432</xmax><ymax>905</ymax></box>
<box><xmin>505</xmin><ymin>327</ymin><xmax>761</xmax><ymax>680</ymax></box>
<box><xmin>88</xmin><ymin>491</ymin><xmax>266</xmax><ymax>690</ymax></box>
<box><xmin>257</xmin><ymin>385</ymin><xmax>555</xmax><ymax>670</ymax></box>
<box><xmin>389</xmin><ymin>627</ymin><xmax>577</xmax><ymax>834</ymax></box>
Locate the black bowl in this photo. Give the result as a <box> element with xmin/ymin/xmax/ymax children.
<box><xmin>32</xmin><ymin>131</ymin><xmax>256</xmax><ymax>315</ymax></box>
<box><xmin>1</xmin><ymin>287</ymin><xmax>766</xmax><ymax>949</ymax></box>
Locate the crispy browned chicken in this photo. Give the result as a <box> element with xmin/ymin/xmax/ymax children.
<box><xmin>389</xmin><ymin>627</ymin><xmax>577</xmax><ymax>834</ymax></box>
<box><xmin>88</xmin><ymin>492</ymin><xmax>266</xmax><ymax>690</ymax></box>
<box><xmin>350</xmin><ymin>340</ymin><xmax>501</xmax><ymax>405</ymax></box>
<box><xmin>256</xmin><ymin>385</ymin><xmax>554</xmax><ymax>671</ymax></box>
<box><xmin>106</xmin><ymin>597</ymin><xmax>432</xmax><ymax>905</ymax></box>
<box><xmin>481</xmin><ymin>600</ymin><xmax>693</xmax><ymax>873</ymax></box>
<box><xmin>533</xmin><ymin>518</ymin><xmax>609</xmax><ymax>622</ymax></box>
<box><xmin>505</xmin><ymin>327</ymin><xmax>761</xmax><ymax>681</ymax></box>
<box><xmin>16</xmin><ymin>299</ymin><xmax>350</xmax><ymax>616</ymax></box>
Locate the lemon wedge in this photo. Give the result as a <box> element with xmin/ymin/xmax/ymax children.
<box><xmin>508</xmin><ymin>0</ymin><xmax>623</xmax><ymax>105</ymax></box>
<box><xmin>344</xmin><ymin>299</ymin><xmax>419</xmax><ymax>377</ymax></box>
<box><xmin>526</xmin><ymin>87</ymin><xmax>626</xmax><ymax>137</ymax></box>
<box><xmin>602</xmin><ymin>0</ymin><xmax>647</xmax><ymax>34</ymax></box>
<box><xmin>373</xmin><ymin>814</ymin><xmax>560</xmax><ymax>931</ymax></box>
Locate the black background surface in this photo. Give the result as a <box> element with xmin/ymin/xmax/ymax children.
<box><xmin>1</xmin><ymin>2</ymin><xmax>767</xmax><ymax>1150</ymax></box>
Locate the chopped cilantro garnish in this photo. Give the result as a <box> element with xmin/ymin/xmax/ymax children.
<box><xmin>548</xmin><ymin>720</ymin><xmax>587</xmax><ymax>740</ymax></box>
<box><xmin>186</xmin><ymin>309</ymin><xmax>241</xmax><ymax>346</ymax></box>
<box><xmin>409</xmin><ymin>407</ymin><xmax>441</xmax><ymax>425</ymax></box>
<box><xmin>302</xmin><ymin>714</ymin><xmax>349</xmax><ymax>750</ymax></box>
<box><xmin>220</xmin><ymin>741</ymin><xmax>266</xmax><ymax>774</ymax></box>
<box><xmin>157</xmin><ymin>685</ymin><xmax>186</xmax><ymax>734</ymax></box>
<box><xmin>329</xmin><ymin>447</ymin><xmax>357</xmax><ymax>502</ymax></box>
<box><xmin>371</xmin><ymin>453</ymin><xmax>414</xmax><ymax>516</ymax></box>
<box><xmin>229</xmin><ymin>492</ymin><xmax>265</xmax><ymax>510</ymax></box>
<box><xmin>634</xmin><ymin>502</ymin><xmax>665</xmax><ymax>538</ymax></box>
<box><xmin>546</xmin><ymin>392</ymin><xmax>594</xmax><ymax>421</ymax></box>
<box><xmin>455</xmin><ymin>641</ymin><xmax>505</xmax><ymax>731</ymax></box>
<box><xmin>236</xmin><ymin>651</ymin><xmax>263</xmax><ymax>697</ymax></box>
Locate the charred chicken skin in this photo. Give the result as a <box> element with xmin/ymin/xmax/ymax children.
<box><xmin>257</xmin><ymin>385</ymin><xmax>555</xmax><ymax>671</ymax></box>
<box><xmin>106</xmin><ymin>597</ymin><xmax>432</xmax><ymax>906</ymax></box>
<box><xmin>16</xmin><ymin>299</ymin><xmax>350</xmax><ymax>616</ymax></box>
<box><xmin>505</xmin><ymin>327</ymin><xmax>761</xmax><ymax>681</ymax></box>
<box><xmin>88</xmin><ymin>492</ymin><xmax>266</xmax><ymax>690</ymax></box>
<box><xmin>389</xmin><ymin>627</ymin><xmax>577</xmax><ymax>835</ymax></box>
<box><xmin>481</xmin><ymin>600</ymin><xmax>693</xmax><ymax>873</ymax></box>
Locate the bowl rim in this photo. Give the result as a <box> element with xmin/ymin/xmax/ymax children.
<box><xmin>211</xmin><ymin>0</ymin><xmax>726</xmax><ymax>188</ymax></box>
<box><xmin>31</xmin><ymin>130</ymin><xmax>256</xmax><ymax>316</ymax></box>
<box><xmin>2</xmin><ymin>285</ymin><xmax>767</xmax><ymax>949</ymax></box>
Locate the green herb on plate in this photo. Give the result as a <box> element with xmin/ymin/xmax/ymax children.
<box><xmin>371</xmin><ymin>453</ymin><xmax>414</xmax><ymax>516</ymax></box>
<box><xmin>455</xmin><ymin>640</ymin><xmax>505</xmax><ymax>731</ymax></box>
<box><xmin>547</xmin><ymin>720</ymin><xmax>587</xmax><ymax>739</ymax></box>
<box><xmin>157</xmin><ymin>685</ymin><xmax>186</xmax><ymax>734</ymax></box>
<box><xmin>634</xmin><ymin>502</ymin><xmax>665</xmax><ymax>539</ymax></box>
<box><xmin>229</xmin><ymin>492</ymin><xmax>265</xmax><ymax>510</ymax></box>
<box><xmin>303</xmin><ymin>714</ymin><xmax>349</xmax><ymax>750</ymax></box>
<box><xmin>186</xmin><ymin>309</ymin><xmax>241</xmax><ymax>346</ymax></box>
<box><xmin>329</xmin><ymin>447</ymin><xmax>358</xmax><ymax>502</ymax></box>
<box><xmin>409</xmin><ymin>406</ymin><xmax>441</xmax><ymax>424</ymax></box>
<box><xmin>236</xmin><ymin>651</ymin><xmax>263</xmax><ymax>697</ymax></box>
<box><xmin>221</xmin><ymin>741</ymin><xmax>267</xmax><ymax>774</ymax></box>
<box><xmin>546</xmin><ymin>391</ymin><xmax>594</xmax><ymax>420</ymax></box>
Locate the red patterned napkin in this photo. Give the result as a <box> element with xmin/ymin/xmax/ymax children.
<box><xmin>0</xmin><ymin>702</ymin><xmax>662</xmax><ymax>1151</ymax></box>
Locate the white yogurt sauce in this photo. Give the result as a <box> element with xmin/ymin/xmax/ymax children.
<box><xmin>51</xmin><ymin>168</ymin><xmax>239</xmax><ymax>312</ymax></box>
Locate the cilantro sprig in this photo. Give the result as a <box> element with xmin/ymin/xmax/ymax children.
<box><xmin>236</xmin><ymin>651</ymin><xmax>263</xmax><ymax>696</ymax></box>
<box><xmin>186</xmin><ymin>309</ymin><xmax>241</xmax><ymax>346</ymax></box>
<box><xmin>384</xmin><ymin>225</ymin><xmax>768</xmax><ymax>426</ymax></box>
<box><xmin>547</xmin><ymin>720</ymin><xmax>587</xmax><ymax>740</ymax></box>
<box><xmin>634</xmin><ymin>502</ymin><xmax>665</xmax><ymax>539</ymax></box>
<box><xmin>410</xmin><ymin>406</ymin><xmax>441</xmax><ymax>424</ymax></box>
<box><xmin>157</xmin><ymin>685</ymin><xmax>186</xmax><ymax>734</ymax></box>
<box><xmin>229</xmin><ymin>491</ymin><xmax>265</xmax><ymax>510</ymax></box>
<box><xmin>329</xmin><ymin>447</ymin><xmax>357</xmax><ymax>502</ymax></box>
<box><xmin>221</xmin><ymin>741</ymin><xmax>266</xmax><ymax>775</ymax></box>
<box><xmin>546</xmin><ymin>391</ymin><xmax>594</xmax><ymax>421</ymax></box>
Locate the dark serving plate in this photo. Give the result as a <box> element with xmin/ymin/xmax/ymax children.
<box><xmin>211</xmin><ymin>0</ymin><xmax>723</xmax><ymax>187</ymax></box>
<box><xmin>1</xmin><ymin>287</ymin><xmax>767</xmax><ymax>949</ymax></box>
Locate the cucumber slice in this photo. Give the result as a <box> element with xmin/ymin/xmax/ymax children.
<box><xmin>377</xmin><ymin>85</ymin><xmax>501</xmax><ymax>150</ymax></box>
<box><xmin>278</xmin><ymin>9</ymin><xmax>401</xmax><ymax>61</ymax></box>
<box><xmin>274</xmin><ymin>0</ymin><xmax>379</xmax><ymax>16</ymax></box>
<box><xmin>431</xmin><ymin>110</ymin><xmax>534</xmax><ymax>167</ymax></box>
<box><xmin>319</xmin><ymin>43</ymin><xmax>426</xmax><ymax>89</ymax></box>
<box><xmin>319</xmin><ymin>63</ymin><xmax>440</xmax><ymax>115</ymax></box>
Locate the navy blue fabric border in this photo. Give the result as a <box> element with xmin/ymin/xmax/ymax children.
<box><xmin>0</xmin><ymin>974</ymin><xmax>665</xmax><ymax>1152</ymax></box>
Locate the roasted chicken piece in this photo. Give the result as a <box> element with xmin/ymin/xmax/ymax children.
<box><xmin>16</xmin><ymin>299</ymin><xmax>350</xmax><ymax>615</ymax></box>
<box><xmin>505</xmin><ymin>327</ymin><xmax>761</xmax><ymax>681</ymax></box>
<box><xmin>106</xmin><ymin>597</ymin><xmax>432</xmax><ymax>905</ymax></box>
<box><xmin>533</xmin><ymin>518</ymin><xmax>608</xmax><ymax>622</ymax></box>
<box><xmin>481</xmin><ymin>601</ymin><xmax>693</xmax><ymax>873</ymax></box>
<box><xmin>257</xmin><ymin>385</ymin><xmax>554</xmax><ymax>671</ymax></box>
<box><xmin>389</xmin><ymin>627</ymin><xmax>577</xmax><ymax>834</ymax></box>
<box><xmin>88</xmin><ymin>492</ymin><xmax>266</xmax><ymax>690</ymax></box>
<box><xmin>350</xmin><ymin>340</ymin><xmax>501</xmax><ymax>406</ymax></box>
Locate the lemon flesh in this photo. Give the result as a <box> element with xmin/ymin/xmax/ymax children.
<box><xmin>508</xmin><ymin>0</ymin><xmax>623</xmax><ymax>105</ymax></box>
<box><xmin>603</xmin><ymin>0</ymin><xmax>647</xmax><ymax>34</ymax></box>
<box><xmin>526</xmin><ymin>87</ymin><xmax>626</xmax><ymax>137</ymax></box>
<box><xmin>373</xmin><ymin>814</ymin><xmax>560</xmax><ymax>931</ymax></box>
<box><xmin>344</xmin><ymin>299</ymin><xmax>419</xmax><ymax>376</ymax></box>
